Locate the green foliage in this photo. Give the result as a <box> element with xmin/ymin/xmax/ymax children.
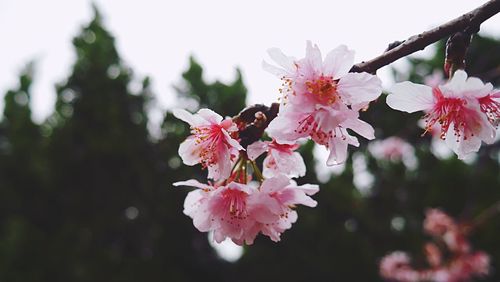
<box><xmin>0</xmin><ymin>9</ymin><xmax>499</xmax><ymax>282</ymax></box>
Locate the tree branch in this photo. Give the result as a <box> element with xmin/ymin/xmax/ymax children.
<box><xmin>350</xmin><ymin>0</ymin><xmax>500</xmax><ymax>74</ymax></box>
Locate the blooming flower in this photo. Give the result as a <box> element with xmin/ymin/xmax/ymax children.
<box><xmin>247</xmin><ymin>139</ymin><xmax>306</xmax><ymax>178</ymax></box>
<box><xmin>248</xmin><ymin>175</ymin><xmax>319</xmax><ymax>242</ymax></box>
<box><xmin>264</xmin><ymin>41</ymin><xmax>382</xmax><ymax>165</ymax></box>
<box><xmin>174</xmin><ymin>175</ymin><xmax>319</xmax><ymax>245</ymax></box>
<box><xmin>173</xmin><ymin>108</ymin><xmax>243</xmax><ymax>181</ymax></box>
<box><xmin>174</xmin><ymin>179</ymin><xmax>259</xmax><ymax>245</ymax></box>
<box><xmin>386</xmin><ymin>70</ymin><xmax>496</xmax><ymax>159</ymax></box>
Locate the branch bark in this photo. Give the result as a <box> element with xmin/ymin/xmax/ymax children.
<box><xmin>350</xmin><ymin>0</ymin><xmax>500</xmax><ymax>74</ymax></box>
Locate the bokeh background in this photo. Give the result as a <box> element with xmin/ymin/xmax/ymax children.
<box><xmin>1</xmin><ymin>1</ymin><xmax>500</xmax><ymax>281</ymax></box>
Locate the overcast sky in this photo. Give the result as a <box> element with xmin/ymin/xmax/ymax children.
<box><xmin>1</xmin><ymin>0</ymin><xmax>500</xmax><ymax>123</ymax></box>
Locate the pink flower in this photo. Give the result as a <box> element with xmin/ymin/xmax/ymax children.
<box><xmin>423</xmin><ymin>208</ymin><xmax>456</xmax><ymax>237</ymax></box>
<box><xmin>173</xmin><ymin>108</ymin><xmax>243</xmax><ymax>181</ymax></box>
<box><xmin>380</xmin><ymin>252</ymin><xmax>419</xmax><ymax>282</ymax></box>
<box><xmin>368</xmin><ymin>136</ymin><xmax>418</xmax><ymax>169</ymax></box>
<box><xmin>387</xmin><ymin>70</ymin><xmax>496</xmax><ymax>159</ymax></box>
<box><xmin>380</xmin><ymin>208</ymin><xmax>491</xmax><ymax>282</ymax></box>
<box><xmin>174</xmin><ymin>179</ymin><xmax>259</xmax><ymax>245</ymax></box>
<box><xmin>248</xmin><ymin>175</ymin><xmax>319</xmax><ymax>242</ymax></box>
<box><xmin>264</xmin><ymin>41</ymin><xmax>382</xmax><ymax>165</ymax></box>
<box><xmin>247</xmin><ymin>139</ymin><xmax>306</xmax><ymax>178</ymax></box>
<box><xmin>174</xmin><ymin>175</ymin><xmax>319</xmax><ymax>245</ymax></box>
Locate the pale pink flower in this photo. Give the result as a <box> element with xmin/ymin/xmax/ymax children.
<box><xmin>368</xmin><ymin>136</ymin><xmax>418</xmax><ymax>169</ymax></box>
<box><xmin>174</xmin><ymin>179</ymin><xmax>259</xmax><ymax>245</ymax></box>
<box><xmin>423</xmin><ymin>208</ymin><xmax>456</xmax><ymax>237</ymax></box>
<box><xmin>387</xmin><ymin>70</ymin><xmax>496</xmax><ymax>159</ymax></box>
<box><xmin>380</xmin><ymin>252</ymin><xmax>419</xmax><ymax>282</ymax></box>
<box><xmin>248</xmin><ymin>175</ymin><xmax>319</xmax><ymax>242</ymax></box>
<box><xmin>173</xmin><ymin>108</ymin><xmax>243</xmax><ymax>181</ymax></box>
<box><xmin>264</xmin><ymin>41</ymin><xmax>382</xmax><ymax>165</ymax></box>
<box><xmin>247</xmin><ymin>139</ymin><xmax>306</xmax><ymax>178</ymax></box>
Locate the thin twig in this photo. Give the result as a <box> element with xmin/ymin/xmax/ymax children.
<box><xmin>351</xmin><ymin>0</ymin><xmax>500</xmax><ymax>74</ymax></box>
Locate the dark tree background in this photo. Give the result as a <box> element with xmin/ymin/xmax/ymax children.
<box><xmin>0</xmin><ymin>9</ymin><xmax>499</xmax><ymax>282</ymax></box>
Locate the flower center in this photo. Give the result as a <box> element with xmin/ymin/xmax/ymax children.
<box><xmin>221</xmin><ymin>188</ymin><xmax>248</xmax><ymax>219</ymax></box>
<box><xmin>193</xmin><ymin>124</ymin><xmax>224</xmax><ymax>167</ymax></box>
<box><xmin>424</xmin><ymin>88</ymin><xmax>481</xmax><ymax>140</ymax></box>
<box><xmin>305</xmin><ymin>76</ymin><xmax>338</xmax><ymax>105</ymax></box>
<box><xmin>479</xmin><ymin>93</ymin><xmax>500</xmax><ymax>126</ymax></box>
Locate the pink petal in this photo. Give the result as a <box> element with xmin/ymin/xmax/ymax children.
<box><xmin>337</xmin><ymin>72</ymin><xmax>382</xmax><ymax>105</ymax></box>
<box><xmin>197</xmin><ymin>108</ymin><xmax>223</xmax><ymax>124</ymax></box>
<box><xmin>178</xmin><ymin>137</ymin><xmax>201</xmax><ymax>166</ymax></box>
<box><xmin>322</xmin><ymin>45</ymin><xmax>355</xmax><ymax>80</ymax></box>
<box><xmin>304</xmin><ymin>41</ymin><xmax>323</xmax><ymax>74</ymax></box>
<box><xmin>387</xmin><ymin>82</ymin><xmax>434</xmax><ymax>113</ymax></box>
<box><xmin>267</xmin><ymin>47</ymin><xmax>296</xmax><ymax>73</ymax></box>
<box><xmin>267</xmin><ymin>110</ymin><xmax>310</xmax><ymax>144</ymax></box>
<box><xmin>341</xmin><ymin>118</ymin><xmax>375</xmax><ymax>140</ymax></box>
<box><xmin>326</xmin><ymin>136</ymin><xmax>349</xmax><ymax>166</ymax></box>
<box><xmin>173</xmin><ymin>179</ymin><xmax>209</xmax><ymax>190</ymax></box>
<box><xmin>247</xmin><ymin>141</ymin><xmax>268</xmax><ymax>160</ymax></box>
<box><xmin>172</xmin><ymin>108</ymin><xmax>202</xmax><ymax>126</ymax></box>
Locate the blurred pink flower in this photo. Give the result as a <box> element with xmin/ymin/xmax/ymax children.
<box><xmin>387</xmin><ymin>70</ymin><xmax>496</xmax><ymax>159</ymax></box>
<box><xmin>247</xmin><ymin>139</ymin><xmax>306</xmax><ymax>178</ymax></box>
<box><xmin>380</xmin><ymin>208</ymin><xmax>490</xmax><ymax>282</ymax></box>
<box><xmin>264</xmin><ymin>41</ymin><xmax>382</xmax><ymax>165</ymax></box>
<box><xmin>368</xmin><ymin>136</ymin><xmax>417</xmax><ymax>169</ymax></box>
<box><xmin>173</xmin><ymin>108</ymin><xmax>243</xmax><ymax>181</ymax></box>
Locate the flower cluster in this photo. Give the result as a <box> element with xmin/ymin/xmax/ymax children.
<box><xmin>264</xmin><ymin>41</ymin><xmax>383</xmax><ymax>165</ymax></box>
<box><xmin>380</xmin><ymin>209</ymin><xmax>490</xmax><ymax>282</ymax></box>
<box><xmin>173</xmin><ymin>108</ymin><xmax>318</xmax><ymax>245</ymax></box>
<box><xmin>387</xmin><ymin>70</ymin><xmax>499</xmax><ymax>159</ymax></box>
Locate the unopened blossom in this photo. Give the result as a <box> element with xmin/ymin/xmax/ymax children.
<box><xmin>264</xmin><ymin>41</ymin><xmax>382</xmax><ymax>165</ymax></box>
<box><xmin>173</xmin><ymin>108</ymin><xmax>243</xmax><ymax>181</ymax></box>
<box><xmin>174</xmin><ymin>179</ymin><xmax>259</xmax><ymax>245</ymax></box>
<box><xmin>247</xmin><ymin>139</ymin><xmax>306</xmax><ymax>178</ymax></box>
<box><xmin>248</xmin><ymin>175</ymin><xmax>319</xmax><ymax>242</ymax></box>
<box><xmin>368</xmin><ymin>136</ymin><xmax>418</xmax><ymax>169</ymax></box>
<box><xmin>387</xmin><ymin>70</ymin><xmax>496</xmax><ymax>159</ymax></box>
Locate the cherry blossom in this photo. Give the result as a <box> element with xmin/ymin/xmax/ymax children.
<box><xmin>247</xmin><ymin>139</ymin><xmax>306</xmax><ymax>178</ymax></box>
<box><xmin>248</xmin><ymin>175</ymin><xmax>319</xmax><ymax>242</ymax></box>
<box><xmin>174</xmin><ymin>175</ymin><xmax>319</xmax><ymax>245</ymax></box>
<box><xmin>387</xmin><ymin>70</ymin><xmax>496</xmax><ymax>159</ymax></box>
<box><xmin>264</xmin><ymin>41</ymin><xmax>382</xmax><ymax>165</ymax></box>
<box><xmin>380</xmin><ymin>208</ymin><xmax>490</xmax><ymax>282</ymax></box>
<box><xmin>173</xmin><ymin>108</ymin><xmax>243</xmax><ymax>181</ymax></box>
<box><xmin>174</xmin><ymin>179</ymin><xmax>259</xmax><ymax>245</ymax></box>
<box><xmin>368</xmin><ymin>136</ymin><xmax>418</xmax><ymax>169</ymax></box>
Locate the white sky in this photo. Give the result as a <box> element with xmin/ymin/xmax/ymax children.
<box><xmin>1</xmin><ymin>0</ymin><xmax>500</xmax><ymax>123</ymax></box>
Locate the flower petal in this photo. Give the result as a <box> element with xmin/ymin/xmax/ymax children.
<box><xmin>386</xmin><ymin>82</ymin><xmax>434</xmax><ymax>113</ymax></box>
<box><xmin>247</xmin><ymin>141</ymin><xmax>269</xmax><ymax>160</ymax></box>
<box><xmin>322</xmin><ymin>45</ymin><xmax>355</xmax><ymax>79</ymax></box>
<box><xmin>337</xmin><ymin>72</ymin><xmax>382</xmax><ymax>105</ymax></box>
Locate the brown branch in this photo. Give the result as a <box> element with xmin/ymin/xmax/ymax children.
<box><xmin>350</xmin><ymin>0</ymin><xmax>500</xmax><ymax>74</ymax></box>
